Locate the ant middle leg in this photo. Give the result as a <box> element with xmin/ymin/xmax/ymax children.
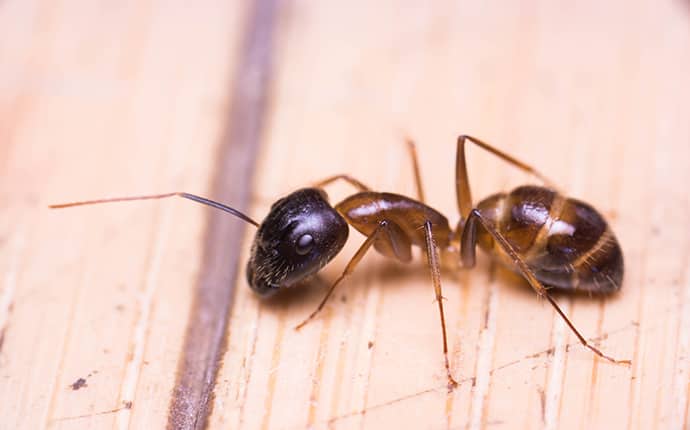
<box><xmin>460</xmin><ymin>209</ymin><xmax>630</xmax><ymax>365</ymax></box>
<box><xmin>422</xmin><ymin>220</ymin><xmax>459</xmax><ymax>390</ymax></box>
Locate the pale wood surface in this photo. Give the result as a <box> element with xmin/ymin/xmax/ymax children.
<box><xmin>1</xmin><ymin>1</ymin><xmax>689</xmax><ymax>429</ymax></box>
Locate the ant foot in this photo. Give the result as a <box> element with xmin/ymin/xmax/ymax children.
<box><xmin>586</xmin><ymin>344</ymin><xmax>632</xmax><ymax>366</ymax></box>
<box><xmin>447</xmin><ymin>376</ymin><xmax>459</xmax><ymax>393</ymax></box>
<box><xmin>294</xmin><ymin>319</ymin><xmax>308</xmax><ymax>331</ymax></box>
<box><xmin>607</xmin><ymin>357</ymin><xmax>632</xmax><ymax>366</ymax></box>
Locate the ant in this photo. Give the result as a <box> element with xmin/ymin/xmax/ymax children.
<box><xmin>51</xmin><ymin>135</ymin><xmax>629</xmax><ymax>390</ymax></box>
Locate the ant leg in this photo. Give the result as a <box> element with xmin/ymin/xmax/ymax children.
<box><xmin>314</xmin><ymin>137</ymin><xmax>427</xmax><ymax>200</ymax></box>
<box><xmin>455</xmin><ymin>135</ymin><xmax>560</xmax><ymax>223</ymax></box>
<box><xmin>422</xmin><ymin>220</ymin><xmax>459</xmax><ymax>390</ymax></box>
<box><xmin>311</xmin><ymin>174</ymin><xmax>371</xmax><ymax>192</ymax></box>
<box><xmin>295</xmin><ymin>220</ymin><xmax>388</xmax><ymax>330</ymax></box>
<box><xmin>461</xmin><ymin>209</ymin><xmax>631</xmax><ymax>365</ymax></box>
<box><xmin>405</xmin><ymin>138</ymin><xmax>426</xmax><ymax>203</ymax></box>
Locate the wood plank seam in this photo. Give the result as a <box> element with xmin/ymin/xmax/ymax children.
<box><xmin>166</xmin><ymin>0</ymin><xmax>281</xmax><ymax>427</ymax></box>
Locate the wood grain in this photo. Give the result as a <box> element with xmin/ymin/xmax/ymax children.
<box><xmin>1</xmin><ymin>1</ymin><xmax>689</xmax><ymax>429</ymax></box>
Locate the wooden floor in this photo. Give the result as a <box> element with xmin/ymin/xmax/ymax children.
<box><xmin>1</xmin><ymin>1</ymin><xmax>689</xmax><ymax>429</ymax></box>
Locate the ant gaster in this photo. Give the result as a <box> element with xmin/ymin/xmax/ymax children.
<box><xmin>51</xmin><ymin>135</ymin><xmax>629</xmax><ymax>390</ymax></box>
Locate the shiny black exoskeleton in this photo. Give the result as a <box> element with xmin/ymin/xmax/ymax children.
<box><xmin>246</xmin><ymin>188</ymin><xmax>349</xmax><ymax>297</ymax></box>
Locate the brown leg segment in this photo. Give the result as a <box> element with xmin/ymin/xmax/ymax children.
<box><xmin>312</xmin><ymin>174</ymin><xmax>371</xmax><ymax>192</ymax></box>
<box><xmin>314</xmin><ymin>138</ymin><xmax>427</xmax><ymax>201</ymax></box>
<box><xmin>294</xmin><ymin>220</ymin><xmax>388</xmax><ymax>330</ymax></box>
<box><xmin>455</xmin><ymin>135</ymin><xmax>560</xmax><ymax>222</ymax></box>
<box><xmin>405</xmin><ymin>138</ymin><xmax>426</xmax><ymax>203</ymax></box>
<box><xmin>461</xmin><ymin>209</ymin><xmax>630</xmax><ymax>365</ymax></box>
<box><xmin>423</xmin><ymin>220</ymin><xmax>459</xmax><ymax>390</ymax></box>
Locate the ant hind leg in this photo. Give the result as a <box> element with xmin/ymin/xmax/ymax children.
<box><xmin>455</xmin><ymin>134</ymin><xmax>562</xmax><ymax>222</ymax></box>
<box><xmin>461</xmin><ymin>209</ymin><xmax>630</xmax><ymax>365</ymax></box>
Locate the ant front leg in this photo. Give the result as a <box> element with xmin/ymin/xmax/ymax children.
<box><xmin>461</xmin><ymin>209</ymin><xmax>631</xmax><ymax>365</ymax></box>
<box><xmin>294</xmin><ymin>220</ymin><xmax>389</xmax><ymax>330</ymax></box>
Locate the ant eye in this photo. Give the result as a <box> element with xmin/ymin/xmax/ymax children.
<box><xmin>295</xmin><ymin>234</ymin><xmax>314</xmax><ymax>255</ymax></box>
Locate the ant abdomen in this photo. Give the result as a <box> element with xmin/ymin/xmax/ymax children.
<box><xmin>475</xmin><ymin>185</ymin><xmax>623</xmax><ymax>293</ymax></box>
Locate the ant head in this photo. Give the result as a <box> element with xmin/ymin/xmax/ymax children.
<box><xmin>246</xmin><ymin>188</ymin><xmax>349</xmax><ymax>297</ymax></box>
<box><xmin>49</xmin><ymin>187</ymin><xmax>348</xmax><ymax>298</ymax></box>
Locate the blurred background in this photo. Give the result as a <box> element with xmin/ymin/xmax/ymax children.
<box><xmin>1</xmin><ymin>1</ymin><xmax>688</xmax><ymax>429</ymax></box>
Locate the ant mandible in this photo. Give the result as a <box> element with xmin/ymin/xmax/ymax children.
<box><xmin>51</xmin><ymin>135</ymin><xmax>629</xmax><ymax>390</ymax></box>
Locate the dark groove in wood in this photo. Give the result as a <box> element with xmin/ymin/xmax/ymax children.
<box><xmin>167</xmin><ymin>1</ymin><xmax>281</xmax><ymax>428</ymax></box>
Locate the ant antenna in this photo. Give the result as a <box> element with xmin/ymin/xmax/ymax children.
<box><xmin>49</xmin><ymin>192</ymin><xmax>260</xmax><ymax>227</ymax></box>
